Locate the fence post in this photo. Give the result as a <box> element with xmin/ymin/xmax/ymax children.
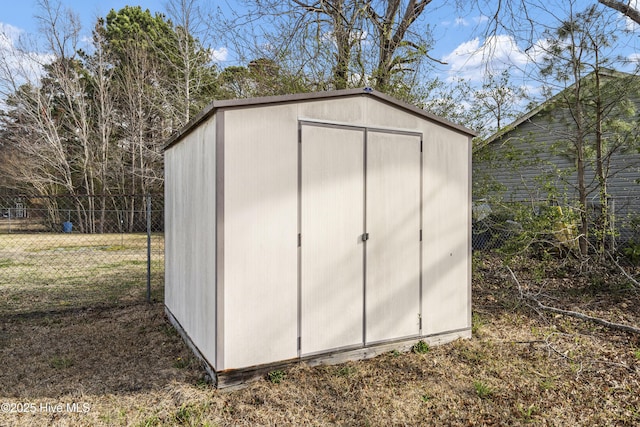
<box><xmin>610</xmin><ymin>198</ymin><xmax>616</xmax><ymax>252</ymax></box>
<box><xmin>146</xmin><ymin>194</ymin><xmax>152</xmax><ymax>303</ymax></box>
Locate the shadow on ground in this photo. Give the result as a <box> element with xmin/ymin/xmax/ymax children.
<box><xmin>0</xmin><ymin>302</ymin><xmax>201</xmax><ymax>398</ymax></box>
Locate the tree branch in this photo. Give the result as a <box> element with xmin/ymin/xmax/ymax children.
<box><xmin>598</xmin><ymin>0</ymin><xmax>640</xmax><ymax>25</ymax></box>
<box><xmin>606</xmin><ymin>251</ymin><xmax>640</xmax><ymax>290</ymax></box>
<box><xmin>534</xmin><ymin>299</ymin><xmax>640</xmax><ymax>335</ymax></box>
<box><xmin>506</xmin><ymin>265</ymin><xmax>640</xmax><ymax>336</ymax></box>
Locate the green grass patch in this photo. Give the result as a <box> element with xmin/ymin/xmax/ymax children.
<box><xmin>0</xmin><ymin>258</ymin><xmax>33</xmax><ymax>268</ymax></box>
<box><xmin>337</xmin><ymin>365</ymin><xmax>357</xmax><ymax>377</ymax></box>
<box><xmin>473</xmin><ymin>380</ymin><xmax>494</xmax><ymax>399</ymax></box>
<box><xmin>267</xmin><ymin>370</ymin><xmax>286</xmax><ymax>384</ymax></box>
<box><xmin>50</xmin><ymin>356</ymin><xmax>74</xmax><ymax>369</ymax></box>
<box><xmin>101</xmin><ymin>245</ymin><xmax>129</xmax><ymax>251</ymax></box>
<box><xmin>412</xmin><ymin>340</ymin><xmax>430</xmax><ymax>354</ymax></box>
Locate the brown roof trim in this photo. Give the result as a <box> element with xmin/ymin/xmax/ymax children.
<box><xmin>164</xmin><ymin>88</ymin><xmax>476</xmax><ymax>150</ymax></box>
<box><xmin>366</xmin><ymin>89</ymin><xmax>477</xmax><ymax>137</ymax></box>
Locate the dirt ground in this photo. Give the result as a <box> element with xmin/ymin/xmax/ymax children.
<box><xmin>0</xmin><ymin>253</ymin><xmax>639</xmax><ymax>426</ymax></box>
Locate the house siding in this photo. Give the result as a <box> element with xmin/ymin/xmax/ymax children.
<box><xmin>474</xmin><ymin>97</ymin><xmax>640</xmax><ymax>242</ymax></box>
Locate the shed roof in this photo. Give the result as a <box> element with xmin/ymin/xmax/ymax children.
<box><xmin>165</xmin><ymin>88</ymin><xmax>476</xmax><ymax>150</ymax></box>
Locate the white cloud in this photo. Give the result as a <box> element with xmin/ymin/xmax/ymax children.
<box><xmin>522</xmin><ymin>38</ymin><xmax>548</xmax><ymax>63</ymax></box>
<box><xmin>623</xmin><ymin>52</ymin><xmax>640</xmax><ymax>73</ymax></box>
<box><xmin>0</xmin><ymin>22</ymin><xmax>51</xmax><ymax>93</ymax></box>
<box><xmin>0</xmin><ymin>23</ymin><xmax>22</xmax><ymax>50</ymax></box>
<box><xmin>442</xmin><ymin>34</ymin><xmax>532</xmax><ymax>82</ymax></box>
<box><xmin>442</xmin><ymin>15</ymin><xmax>487</xmax><ymax>27</ymax></box>
<box><xmin>624</xmin><ymin>0</ymin><xmax>640</xmax><ymax>31</ymax></box>
<box><xmin>211</xmin><ymin>46</ymin><xmax>228</xmax><ymax>62</ymax></box>
<box><xmin>628</xmin><ymin>52</ymin><xmax>640</xmax><ymax>62</ymax></box>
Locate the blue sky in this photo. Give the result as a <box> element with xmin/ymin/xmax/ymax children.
<box><xmin>1</xmin><ymin>1</ymin><xmax>640</xmax><ymax>105</ymax></box>
<box><xmin>1</xmin><ymin>0</ymin><xmax>163</xmax><ymax>34</ymax></box>
<box><xmin>0</xmin><ymin>0</ymin><xmax>488</xmax><ymax>75</ymax></box>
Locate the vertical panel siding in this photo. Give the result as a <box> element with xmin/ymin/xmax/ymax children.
<box><xmin>365</xmin><ymin>131</ymin><xmax>421</xmax><ymax>343</ymax></box>
<box><xmin>364</xmin><ymin>97</ymin><xmax>421</xmax><ymax>131</ymax></box>
<box><xmin>422</xmin><ymin>126</ymin><xmax>472</xmax><ymax>334</ymax></box>
<box><xmin>300</xmin><ymin>124</ymin><xmax>365</xmax><ymax>355</ymax></box>
<box><xmin>298</xmin><ymin>97</ymin><xmax>365</xmax><ymax>123</ymax></box>
<box><xmin>364</xmin><ymin>98</ymin><xmax>471</xmax><ymax>337</ymax></box>
<box><xmin>165</xmin><ymin>117</ymin><xmax>217</xmax><ymax>368</ymax></box>
<box><xmin>223</xmin><ymin>105</ymin><xmax>298</xmax><ymax>369</ymax></box>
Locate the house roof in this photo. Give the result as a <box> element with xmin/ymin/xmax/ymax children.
<box><xmin>476</xmin><ymin>69</ymin><xmax>637</xmax><ymax>152</ymax></box>
<box><xmin>165</xmin><ymin>88</ymin><xmax>476</xmax><ymax>150</ymax></box>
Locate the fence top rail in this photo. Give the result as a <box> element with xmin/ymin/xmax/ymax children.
<box><xmin>0</xmin><ymin>194</ymin><xmax>162</xmax><ymax>199</ymax></box>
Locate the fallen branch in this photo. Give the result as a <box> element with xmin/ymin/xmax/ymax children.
<box><xmin>534</xmin><ymin>299</ymin><xmax>640</xmax><ymax>335</ymax></box>
<box><xmin>606</xmin><ymin>251</ymin><xmax>639</xmax><ymax>290</ymax></box>
<box><xmin>506</xmin><ymin>266</ymin><xmax>640</xmax><ymax>336</ymax></box>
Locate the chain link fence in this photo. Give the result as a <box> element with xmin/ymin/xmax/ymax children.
<box><xmin>472</xmin><ymin>196</ymin><xmax>640</xmax><ymax>257</ymax></box>
<box><xmin>0</xmin><ymin>194</ymin><xmax>164</xmax><ymax>315</ymax></box>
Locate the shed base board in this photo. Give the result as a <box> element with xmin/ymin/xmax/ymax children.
<box><xmin>218</xmin><ymin>329</ymin><xmax>471</xmax><ymax>389</ymax></box>
<box><xmin>164</xmin><ymin>307</ymin><xmax>217</xmax><ymax>385</ymax></box>
<box><xmin>164</xmin><ymin>306</ymin><xmax>471</xmax><ymax>389</ymax></box>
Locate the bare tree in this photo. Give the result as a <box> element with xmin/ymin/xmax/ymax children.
<box><xmin>82</xmin><ymin>20</ymin><xmax>117</xmax><ymax>232</ymax></box>
<box><xmin>363</xmin><ymin>0</ymin><xmax>434</xmax><ymax>92</ymax></box>
<box><xmin>214</xmin><ymin>0</ymin><xmax>437</xmax><ymax>97</ymax></box>
<box><xmin>0</xmin><ymin>0</ymin><xmax>101</xmax><ymax>230</ymax></box>
<box><xmin>164</xmin><ymin>0</ymin><xmax>218</xmax><ymax>124</ymax></box>
<box><xmin>112</xmin><ymin>36</ymin><xmax>163</xmax><ymax>230</ymax></box>
<box><xmin>290</xmin><ymin>0</ymin><xmax>365</xmax><ymax>90</ymax></box>
<box><xmin>34</xmin><ymin>0</ymin><xmax>108</xmax><ymax>232</ymax></box>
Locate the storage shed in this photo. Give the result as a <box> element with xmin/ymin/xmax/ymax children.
<box><xmin>164</xmin><ymin>88</ymin><xmax>474</xmax><ymax>387</ymax></box>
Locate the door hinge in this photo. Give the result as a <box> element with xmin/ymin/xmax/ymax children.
<box><xmin>362</xmin><ymin>232</ymin><xmax>370</xmax><ymax>242</ymax></box>
<box><xmin>297</xmin><ymin>336</ymin><xmax>301</xmax><ymax>350</ymax></box>
<box><xmin>298</xmin><ymin>233</ymin><xmax>301</xmax><ymax>247</ymax></box>
<box><xmin>420</xmin><ymin>139</ymin><xmax>423</xmax><ymax>152</ymax></box>
<box><xmin>420</xmin><ymin>229</ymin><xmax>422</xmax><ymax>241</ymax></box>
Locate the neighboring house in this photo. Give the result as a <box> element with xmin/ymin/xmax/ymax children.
<box><xmin>473</xmin><ymin>70</ymin><xmax>640</xmax><ymax>245</ymax></box>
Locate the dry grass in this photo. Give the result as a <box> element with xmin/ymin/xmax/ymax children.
<box><xmin>0</xmin><ymin>233</ymin><xmax>164</xmax><ymax>314</ymax></box>
<box><xmin>1</xmin><ymin>251</ymin><xmax>639</xmax><ymax>426</ymax></box>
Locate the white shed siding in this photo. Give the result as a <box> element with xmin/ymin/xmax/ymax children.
<box><xmin>365</xmin><ymin>131</ymin><xmax>421</xmax><ymax>343</ymax></box>
<box><xmin>298</xmin><ymin>97</ymin><xmax>365</xmax><ymax>123</ymax></box>
<box><xmin>363</xmin><ymin>99</ymin><xmax>471</xmax><ymax>335</ymax></box>
<box><xmin>364</xmin><ymin>97</ymin><xmax>421</xmax><ymax>130</ymax></box>
<box><xmin>422</xmin><ymin>127</ymin><xmax>471</xmax><ymax>334</ymax></box>
<box><xmin>165</xmin><ymin>90</ymin><xmax>473</xmax><ymax>381</ymax></box>
<box><xmin>164</xmin><ymin>117</ymin><xmax>217</xmax><ymax>367</ymax></box>
<box><xmin>300</xmin><ymin>124</ymin><xmax>365</xmax><ymax>355</ymax></box>
<box><xmin>222</xmin><ymin>105</ymin><xmax>299</xmax><ymax>369</ymax></box>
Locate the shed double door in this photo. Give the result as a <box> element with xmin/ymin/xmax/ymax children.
<box><xmin>300</xmin><ymin>122</ymin><xmax>421</xmax><ymax>355</ymax></box>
